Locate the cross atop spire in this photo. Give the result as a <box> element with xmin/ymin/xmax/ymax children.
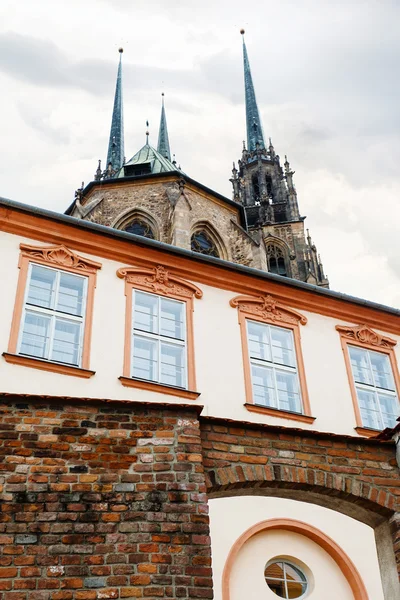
<box><xmin>240</xmin><ymin>30</ymin><xmax>265</xmax><ymax>152</ymax></box>
<box><xmin>106</xmin><ymin>48</ymin><xmax>125</xmax><ymax>173</ymax></box>
<box><xmin>157</xmin><ymin>93</ymin><xmax>171</xmax><ymax>161</ymax></box>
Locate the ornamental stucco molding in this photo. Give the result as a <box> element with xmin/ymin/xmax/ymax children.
<box><xmin>116</xmin><ymin>265</ymin><xmax>203</xmax><ymax>300</ymax></box>
<box><xmin>20</xmin><ymin>244</ymin><xmax>102</xmax><ymax>274</ymax></box>
<box><xmin>335</xmin><ymin>324</ymin><xmax>396</xmax><ymax>349</ymax></box>
<box><xmin>230</xmin><ymin>294</ymin><xmax>307</xmax><ymax>326</ymax></box>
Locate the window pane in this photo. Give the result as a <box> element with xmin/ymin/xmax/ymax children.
<box><xmin>20</xmin><ymin>312</ymin><xmax>51</xmax><ymax>358</ymax></box>
<box><xmin>248</xmin><ymin>321</ymin><xmax>271</xmax><ymax>362</ymax></box>
<box><xmin>284</xmin><ymin>563</ymin><xmax>306</xmax><ymax>584</ymax></box>
<box><xmin>270</xmin><ymin>326</ymin><xmax>295</xmax><ymax>367</ymax></box>
<box><xmin>134</xmin><ymin>292</ymin><xmax>158</xmax><ymax>334</ymax></box>
<box><xmin>265</xmin><ymin>562</ymin><xmax>285</xmax><ymax>580</ymax></box>
<box><xmin>287</xmin><ymin>582</ymin><xmax>307</xmax><ymax>598</ymax></box>
<box><xmin>251</xmin><ymin>364</ymin><xmax>276</xmax><ymax>407</ymax></box>
<box><xmin>370</xmin><ymin>351</ymin><xmax>395</xmax><ymax>391</ymax></box>
<box><xmin>276</xmin><ymin>370</ymin><xmax>302</xmax><ymax>413</ymax></box>
<box><xmin>132</xmin><ymin>336</ymin><xmax>158</xmax><ymax>381</ymax></box>
<box><xmin>57</xmin><ymin>273</ymin><xmax>85</xmax><ymax>316</ymax></box>
<box><xmin>349</xmin><ymin>346</ymin><xmax>373</xmax><ymax>385</ymax></box>
<box><xmin>160</xmin><ymin>298</ymin><xmax>184</xmax><ymax>340</ymax></box>
<box><xmin>357</xmin><ymin>388</ymin><xmax>381</xmax><ymax>430</ymax></box>
<box><xmin>27</xmin><ymin>265</ymin><xmax>56</xmax><ymax>309</ymax></box>
<box><xmin>377</xmin><ymin>393</ymin><xmax>399</xmax><ymax>428</ymax></box>
<box><xmin>51</xmin><ymin>319</ymin><xmax>81</xmax><ymax>365</ymax></box>
<box><xmin>160</xmin><ymin>343</ymin><xmax>185</xmax><ymax>387</ymax></box>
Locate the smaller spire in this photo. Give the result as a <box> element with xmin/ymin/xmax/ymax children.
<box><xmin>145</xmin><ymin>120</ymin><xmax>150</xmax><ymax>145</ymax></box>
<box><xmin>157</xmin><ymin>93</ymin><xmax>171</xmax><ymax>161</ymax></box>
<box><xmin>94</xmin><ymin>159</ymin><xmax>102</xmax><ymax>181</ymax></box>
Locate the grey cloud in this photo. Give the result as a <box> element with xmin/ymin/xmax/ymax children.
<box><xmin>18</xmin><ymin>104</ymin><xmax>70</xmax><ymax>145</ymax></box>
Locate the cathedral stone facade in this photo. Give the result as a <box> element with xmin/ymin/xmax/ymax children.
<box><xmin>67</xmin><ymin>34</ymin><xmax>328</xmax><ymax>288</ymax></box>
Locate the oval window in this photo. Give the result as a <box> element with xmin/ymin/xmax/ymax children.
<box><xmin>264</xmin><ymin>560</ymin><xmax>308</xmax><ymax>598</ymax></box>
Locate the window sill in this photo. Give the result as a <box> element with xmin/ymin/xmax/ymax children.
<box><xmin>244</xmin><ymin>403</ymin><xmax>316</xmax><ymax>424</ymax></box>
<box><xmin>119</xmin><ymin>376</ymin><xmax>200</xmax><ymax>400</ymax></box>
<box><xmin>354</xmin><ymin>426</ymin><xmax>382</xmax><ymax>438</ymax></box>
<box><xmin>2</xmin><ymin>353</ymin><xmax>95</xmax><ymax>379</ymax></box>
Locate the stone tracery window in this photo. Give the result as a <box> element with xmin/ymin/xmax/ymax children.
<box><xmin>191</xmin><ymin>231</ymin><xmax>219</xmax><ymax>258</ymax></box>
<box><xmin>267</xmin><ymin>243</ymin><xmax>287</xmax><ymax>276</ymax></box>
<box><xmin>124</xmin><ymin>219</ymin><xmax>155</xmax><ymax>239</ymax></box>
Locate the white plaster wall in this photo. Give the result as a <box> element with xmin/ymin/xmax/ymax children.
<box><xmin>0</xmin><ymin>231</ymin><xmax>399</xmax><ymax>436</ymax></box>
<box><xmin>209</xmin><ymin>496</ymin><xmax>384</xmax><ymax>600</ymax></box>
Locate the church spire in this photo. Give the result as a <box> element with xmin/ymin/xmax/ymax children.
<box><xmin>157</xmin><ymin>93</ymin><xmax>171</xmax><ymax>161</ymax></box>
<box><xmin>106</xmin><ymin>48</ymin><xmax>125</xmax><ymax>173</ymax></box>
<box><xmin>241</xmin><ymin>30</ymin><xmax>265</xmax><ymax>152</ymax></box>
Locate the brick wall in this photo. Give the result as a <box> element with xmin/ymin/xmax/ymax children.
<box><xmin>200</xmin><ymin>418</ymin><xmax>400</xmax><ymax>579</ymax></box>
<box><xmin>0</xmin><ymin>398</ymin><xmax>212</xmax><ymax>600</ymax></box>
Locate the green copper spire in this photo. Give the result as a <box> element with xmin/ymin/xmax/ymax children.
<box><xmin>157</xmin><ymin>93</ymin><xmax>171</xmax><ymax>161</ymax></box>
<box><xmin>106</xmin><ymin>48</ymin><xmax>124</xmax><ymax>172</ymax></box>
<box><xmin>241</xmin><ymin>30</ymin><xmax>265</xmax><ymax>152</ymax></box>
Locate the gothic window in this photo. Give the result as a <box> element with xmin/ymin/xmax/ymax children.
<box><xmin>191</xmin><ymin>231</ymin><xmax>219</xmax><ymax>258</ymax></box>
<box><xmin>266</xmin><ymin>175</ymin><xmax>273</xmax><ymax>198</ymax></box>
<box><xmin>124</xmin><ymin>220</ymin><xmax>155</xmax><ymax>239</ymax></box>
<box><xmin>267</xmin><ymin>244</ymin><xmax>288</xmax><ymax>277</ymax></box>
<box><xmin>252</xmin><ymin>174</ymin><xmax>260</xmax><ymax>200</ymax></box>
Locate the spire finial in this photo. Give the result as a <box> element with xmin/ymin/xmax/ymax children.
<box><xmin>157</xmin><ymin>93</ymin><xmax>171</xmax><ymax>161</ymax></box>
<box><xmin>241</xmin><ymin>31</ymin><xmax>266</xmax><ymax>152</ymax></box>
<box><xmin>146</xmin><ymin>120</ymin><xmax>150</xmax><ymax>145</ymax></box>
<box><xmin>106</xmin><ymin>50</ymin><xmax>125</xmax><ymax>174</ymax></box>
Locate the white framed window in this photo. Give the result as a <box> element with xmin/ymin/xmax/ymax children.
<box><xmin>247</xmin><ymin>320</ymin><xmax>302</xmax><ymax>413</ymax></box>
<box><xmin>349</xmin><ymin>345</ymin><xmax>399</xmax><ymax>430</ymax></box>
<box><xmin>131</xmin><ymin>290</ymin><xmax>187</xmax><ymax>388</ymax></box>
<box><xmin>18</xmin><ymin>263</ymin><xmax>87</xmax><ymax>366</ymax></box>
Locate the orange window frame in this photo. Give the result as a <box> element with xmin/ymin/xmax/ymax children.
<box><xmin>4</xmin><ymin>243</ymin><xmax>101</xmax><ymax>378</ymax></box>
<box><xmin>230</xmin><ymin>294</ymin><xmax>313</xmax><ymax>423</ymax></box>
<box><xmin>336</xmin><ymin>324</ymin><xmax>400</xmax><ymax>436</ymax></box>
<box><xmin>116</xmin><ymin>264</ymin><xmax>202</xmax><ymax>400</ymax></box>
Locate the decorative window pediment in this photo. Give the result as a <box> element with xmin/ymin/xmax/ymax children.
<box><xmin>230</xmin><ymin>294</ymin><xmax>307</xmax><ymax>327</ymax></box>
<box><xmin>335</xmin><ymin>324</ymin><xmax>396</xmax><ymax>349</ymax></box>
<box><xmin>20</xmin><ymin>244</ymin><xmax>101</xmax><ymax>274</ymax></box>
<box><xmin>117</xmin><ymin>265</ymin><xmax>203</xmax><ymax>300</ymax></box>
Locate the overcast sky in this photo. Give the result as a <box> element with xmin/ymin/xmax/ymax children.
<box><xmin>0</xmin><ymin>0</ymin><xmax>399</xmax><ymax>307</ymax></box>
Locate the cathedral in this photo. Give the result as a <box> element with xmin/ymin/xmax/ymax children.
<box><xmin>0</xmin><ymin>32</ymin><xmax>399</xmax><ymax>600</ymax></box>
<box><xmin>68</xmin><ymin>33</ymin><xmax>328</xmax><ymax>288</ymax></box>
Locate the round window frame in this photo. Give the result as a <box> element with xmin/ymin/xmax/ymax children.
<box><xmin>264</xmin><ymin>558</ymin><xmax>309</xmax><ymax>600</ymax></box>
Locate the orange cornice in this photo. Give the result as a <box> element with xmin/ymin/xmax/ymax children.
<box><xmin>117</xmin><ymin>265</ymin><xmax>203</xmax><ymax>300</ymax></box>
<box><xmin>1</xmin><ymin>206</ymin><xmax>399</xmax><ymax>335</ymax></box>
<box><xmin>222</xmin><ymin>518</ymin><xmax>368</xmax><ymax>600</ymax></box>
<box><xmin>335</xmin><ymin>324</ymin><xmax>397</xmax><ymax>349</ymax></box>
<box><xmin>19</xmin><ymin>243</ymin><xmax>102</xmax><ymax>274</ymax></box>
<box><xmin>230</xmin><ymin>293</ymin><xmax>307</xmax><ymax>326</ymax></box>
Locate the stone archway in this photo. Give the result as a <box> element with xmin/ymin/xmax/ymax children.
<box><xmin>200</xmin><ymin>418</ymin><xmax>400</xmax><ymax>598</ymax></box>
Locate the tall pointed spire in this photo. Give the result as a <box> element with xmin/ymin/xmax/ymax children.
<box><xmin>157</xmin><ymin>93</ymin><xmax>171</xmax><ymax>161</ymax></box>
<box><xmin>106</xmin><ymin>48</ymin><xmax>125</xmax><ymax>173</ymax></box>
<box><xmin>241</xmin><ymin>30</ymin><xmax>265</xmax><ymax>152</ymax></box>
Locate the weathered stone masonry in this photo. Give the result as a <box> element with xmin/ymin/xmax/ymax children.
<box><xmin>0</xmin><ymin>398</ymin><xmax>212</xmax><ymax>600</ymax></box>
<box><xmin>0</xmin><ymin>397</ymin><xmax>399</xmax><ymax>600</ymax></box>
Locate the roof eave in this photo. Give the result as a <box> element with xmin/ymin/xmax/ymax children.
<box><xmin>1</xmin><ymin>195</ymin><xmax>399</xmax><ymax>319</ymax></box>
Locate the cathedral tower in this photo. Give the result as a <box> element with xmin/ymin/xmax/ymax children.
<box><xmin>69</xmin><ymin>41</ymin><xmax>329</xmax><ymax>288</ymax></box>
<box><xmin>230</xmin><ymin>31</ymin><xmax>329</xmax><ymax>287</ymax></box>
